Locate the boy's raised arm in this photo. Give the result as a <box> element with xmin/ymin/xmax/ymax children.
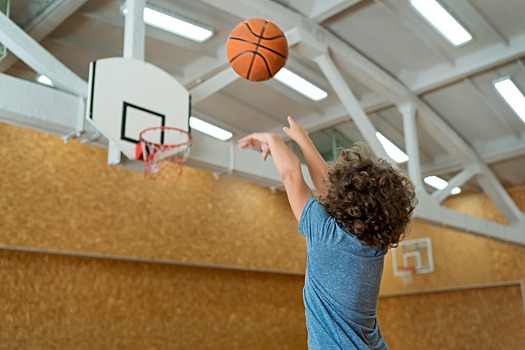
<box><xmin>283</xmin><ymin>116</ymin><xmax>328</xmax><ymax>198</ymax></box>
<box><xmin>237</xmin><ymin>132</ymin><xmax>312</xmax><ymax>222</ymax></box>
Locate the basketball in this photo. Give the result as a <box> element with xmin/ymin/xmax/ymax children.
<box><xmin>227</xmin><ymin>18</ymin><xmax>288</xmax><ymax>82</ymax></box>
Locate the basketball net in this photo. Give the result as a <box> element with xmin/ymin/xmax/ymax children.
<box><xmin>138</xmin><ymin>127</ymin><xmax>192</xmax><ymax>180</ymax></box>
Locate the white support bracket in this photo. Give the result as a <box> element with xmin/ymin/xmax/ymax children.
<box><xmin>399</xmin><ymin>102</ymin><xmax>423</xmax><ymax>189</ymax></box>
<box><xmin>62</xmin><ymin>130</ymin><xmax>82</xmax><ymax>144</ymax></box>
<box><xmin>475</xmin><ymin>163</ymin><xmax>524</xmax><ymax>225</ymax></box>
<box><xmin>123</xmin><ymin>0</ymin><xmax>146</xmax><ymax>61</ymax></box>
<box><xmin>108</xmin><ymin>0</ymin><xmax>147</xmax><ymax>165</ymax></box>
<box><xmin>432</xmin><ymin>165</ymin><xmax>480</xmax><ymax>204</ymax></box>
<box><xmin>213</xmin><ymin>140</ymin><xmax>236</xmax><ymax>179</ymax></box>
<box><xmin>0</xmin><ymin>73</ymin><xmax>81</xmax><ymax>134</ymax></box>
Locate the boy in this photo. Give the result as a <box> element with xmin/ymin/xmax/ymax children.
<box><xmin>238</xmin><ymin>116</ymin><xmax>417</xmax><ymax>349</ymax></box>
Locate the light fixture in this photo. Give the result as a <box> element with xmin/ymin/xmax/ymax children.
<box><xmin>493</xmin><ymin>77</ymin><xmax>525</xmax><ymax>123</ymax></box>
<box><xmin>36</xmin><ymin>74</ymin><xmax>54</xmax><ymax>87</ymax></box>
<box><xmin>375</xmin><ymin>132</ymin><xmax>409</xmax><ymax>163</ymax></box>
<box><xmin>410</xmin><ymin>0</ymin><xmax>473</xmax><ymax>46</ymax></box>
<box><xmin>274</xmin><ymin>68</ymin><xmax>328</xmax><ymax>102</ymax></box>
<box><xmin>424</xmin><ymin>175</ymin><xmax>461</xmax><ymax>195</ymax></box>
<box><xmin>120</xmin><ymin>2</ymin><xmax>214</xmax><ymax>43</ymax></box>
<box><xmin>190</xmin><ymin>116</ymin><xmax>232</xmax><ymax>141</ymax></box>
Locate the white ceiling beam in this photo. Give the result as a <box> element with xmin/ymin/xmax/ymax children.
<box><xmin>314</xmin><ymin>54</ymin><xmax>392</xmax><ymax>162</ymax></box>
<box><xmin>0</xmin><ymin>11</ymin><xmax>87</xmax><ymax>96</ymax></box>
<box><xmin>0</xmin><ymin>0</ymin><xmax>89</xmax><ymax>73</ymax></box>
<box><xmin>407</xmin><ymin>31</ymin><xmax>525</xmax><ymax>93</ymax></box>
<box><xmin>414</xmin><ymin>194</ymin><xmax>525</xmax><ymax>246</ymax></box>
<box><xmin>190</xmin><ymin>67</ymin><xmax>239</xmax><ymax>103</ymax></box>
<box><xmin>327</xmin><ymin>40</ymin><xmax>478</xmax><ymax>162</ymax></box>
<box><xmin>412</xmin><ymin>98</ymin><xmax>523</xmax><ymax>224</ymax></box>
<box><xmin>0</xmin><ymin>73</ymin><xmax>80</xmax><ymax>133</ymax></box>
<box><xmin>181</xmin><ymin>58</ymin><xmax>229</xmax><ymax>87</ymax></box>
<box><xmin>399</xmin><ymin>102</ymin><xmax>423</xmax><ymax>188</ymax></box>
<box><xmin>422</xmin><ymin>137</ymin><xmax>525</xmax><ymax>177</ymax></box>
<box><xmin>184</xmin><ymin>132</ymin><xmax>314</xmax><ymax>190</ymax></box>
<box><xmin>268</xmin><ymin>92</ymin><xmax>389</xmax><ymax>139</ymax></box>
<box><xmin>278</xmin><ymin>0</ymin><xmax>364</xmax><ymax>22</ymax></box>
<box><xmin>475</xmin><ymin>163</ymin><xmax>524</xmax><ymax>224</ymax></box>
<box><xmin>325</xmin><ymin>29</ymin><xmax>525</xmax><ymax>112</ymax></box>
<box><xmin>309</xmin><ymin>0</ymin><xmax>365</xmax><ymax>22</ymax></box>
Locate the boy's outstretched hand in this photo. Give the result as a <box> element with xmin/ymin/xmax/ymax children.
<box><xmin>237</xmin><ymin>132</ymin><xmax>273</xmax><ymax>161</ymax></box>
<box><xmin>283</xmin><ymin>116</ymin><xmax>308</xmax><ymax>144</ymax></box>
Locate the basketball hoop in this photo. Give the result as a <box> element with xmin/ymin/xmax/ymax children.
<box><xmin>397</xmin><ymin>266</ymin><xmax>416</xmax><ymax>285</ymax></box>
<box><xmin>137</xmin><ymin>126</ymin><xmax>192</xmax><ymax>180</ymax></box>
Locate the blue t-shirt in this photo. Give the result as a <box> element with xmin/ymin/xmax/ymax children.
<box><xmin>299</xmin><ymin>198</ymin><xmax>388</xmax><ymax>350</ymax></box>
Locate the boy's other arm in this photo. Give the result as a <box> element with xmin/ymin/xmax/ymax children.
<box><xmin>238</xmin><ymin>132</ymin><xmax>313</xmax><ymax>222</ymax></box>
<box><xmin>283</xmin><ymin>116</ymin><xmax>328</xmax><ymax>198</ymax></box>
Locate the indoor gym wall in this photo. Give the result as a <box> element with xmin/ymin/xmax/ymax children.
<box><xmin>1</xmin><ymin>123</ymin><xmax>524</xmax><ymax>349</ymax></box>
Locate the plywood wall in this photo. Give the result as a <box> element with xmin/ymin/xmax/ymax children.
<box><xmin>378</xmin><ymin>284</ymin><xmax>525</xmax><ymax>350</ymax></box>
<box><xmin>2</xmin><ymin>123</ymin><xmax>525</xmax><ymax>349</ymax></box>
<box><xmin>0</xmin><ymin>249</ymin><xmax>307</xmax><ymax>349</ymax></box>
<box><xmin>2</xmin><ymin>249</ymin><xmax>524</xmax><ymax>350</ymax></box>
<box><xmin>0</xmin><ymin>123</ymin><xmax>305</xmax><ymax>273</ymax></box>
<box><xmin>2</xmin><ymin>123</ymin><xmax>525</xmax><ymax>291</ymax></box>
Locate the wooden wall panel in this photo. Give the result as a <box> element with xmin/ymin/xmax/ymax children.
<box><xmin>0</xmin><ymin>124</ymin><xmax>305</xmax><ymax>273</ymax></box>
<box><xmin>2</xmin><ymin>249</ymin><xmax>524</xmax><ymax>350</ymax></box>
<box><xmin>2</xmin><ymin>123</ymin><xmax>525</xmax><ymax>291</ymax></box>
<box><xmin>378</xmin><ymin>284</ymin><xmax>525</xmax><ymax>350</ymax></box>
<box><xmin>0</xmin><ymin>249</ymin><xmax>307</xmax><ymax>350</ymax></box>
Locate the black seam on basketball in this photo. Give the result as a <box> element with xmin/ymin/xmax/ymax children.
<box><xmin>229</xmin><ymin>51</ymin><xmax>272</xmax><ymax>78</ymax></box>
<box><xmin>254</xmin><ymin>52</ymin><xmax>273</xmax><ymax>78</ymax></box>
<box><xmin>247</xmin><ymin>20</ymin><xmax>268</xmax><ymax>79</ymax></box>
<box><xmin>229</xmin><ymin>37</ymin><xmax>287</xmax><ymax>59</ymax></box>
<box><xmin>229</xmin><ymin>51</ymin><xmax>252</xmax><ymax>64</ymax></box>
<box><xmin>243</xmin><ymin>20</ymin><xmax>285</xmax><ymax>40</ymax></box>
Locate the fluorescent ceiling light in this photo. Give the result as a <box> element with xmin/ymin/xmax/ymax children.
<box><xmin>36</xmin><ymin>74</ymin><xmax>54</xmax><ymax>87</ymax></box>
<box><xmin>410</xmin><ymin>0</ymin><xmax>472</xmax><ymax>46</ymax></box>
<box><xmin>493</xmin><ymin>77</ymin><xmax>525</xmax><ymax>123</ymax></box>
<box><xmin>375</xmin><ymin>132</ymin><xmax>409</xmax><ymax>163</ymax></box>
<box><xmin>274</xmin><ymin>68</ymin><xmax>328</xmax><ymax>101</ymax></box>
<box><xmin>190</xmin><ymin>116</ymin><xmax>232</xmax><ymax>141</ymax></box>
<box><xmin>450</xmin><ymin>187</ymin><xmax>461</xmax><ymax>195</ymax></box>
<box><xmin>121</xmin><ymin>2</ymin><xmax>214</xmax><ymax>43</ymax></box>
<box><xmin>424</xmin><ymin>175</ymin><xmax>461</xmax><ymax>195</ymax></box>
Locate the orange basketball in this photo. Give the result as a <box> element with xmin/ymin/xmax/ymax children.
<box><xmin>227</xmin><ymin>18</ymin><xmax>288</xmax><ymax>82</ymax></box>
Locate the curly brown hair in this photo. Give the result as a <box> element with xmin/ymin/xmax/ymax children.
<box><xmin>320</xmin><ymin>143</ymin><xmax>417</xmax><ymax>250</ymax></box>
